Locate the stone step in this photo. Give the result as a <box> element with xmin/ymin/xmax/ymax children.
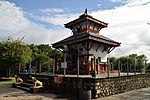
<box><xmin>15</xmin><ymin>84</ymin><xmax>30</xmax><ymax>91</ymax></box>
<box><xmin>25</xmin><ymin>79</ymin><xmax>33</xmax><ymax>84</ymax></box>
<box><xmin>20</xmin><ymin>83</ymin><xmax>33</xmax><ymax>88</ymax></box>
<box><xmin>12</xmin><ymin>82</ymin><xmax>44</xmax><ymax>93</ymax></box>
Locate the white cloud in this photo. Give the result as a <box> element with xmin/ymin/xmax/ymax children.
<box><xmin>91</xmin><ymin>1</ymin><xmax>150</xmax><ymax>61</ymax></box>
<box><xmin>0</xmin><ymin>1</ymin><xmax>29</xmax><ymax>33</ymax></box>
<box><xmin>40</xmin><ymin>8</ymin><xmax>65</xmax><ymax>13</ymax></box>
<box><xmin>0</xmin><ymin>1</ymin><xmax>70</xmax><ymax>44</ymax></box>
<box><xmin>125</xmin><ymin>0</ymin><xmax>150</xmax><ymax>6</ymax></box>
<box><xmin>111</xmin><ymin>0</ymin><xmax>150</xmax><ymax>6</ymax></box>
<box><xmin>111</xmin><ymin>0</ymin><xmax>126</xmax><ymax>3</ymax></box>
<box><xmin>38</xmin><ymin>13</ymin><xmax>79</xmax><ymax>26</ymax></box>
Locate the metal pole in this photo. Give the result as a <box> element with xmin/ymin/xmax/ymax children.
<box><xmin>145</xmin><ymin>60</ymin><xmax>147</xmax><ymax>74</ymax></box>
<box><xmin>39</xmin><ymin>63</ymin><xmax>41</xmax><ymax>74</ymax></box>
<box><xmin>52</xmin><ymin>62</ymin><xmax>55</xmax><ymax>75</ymax></box>
<box><xmin>127</xmin><ymin>59</ymin><xmax>129</xmax><ymax>76</ymax></box>
<box><xmin>77</xmin><ymin>56</ymin><xmax>79</xmax><ymax>77</ymax></box>
<box><xmin>18</xmin><ymin>63</ymin><xmax>20</xmax><ymax>74</ymax></box>
<box><xmin>64</xmin><ymin>51</ymin><xmax>66</xmax><ymax>77</ymax></box>
<box><xmin>118</xmin><ymin>59</ymin><xmax>120</xmax><ymax>77</ymax></box>
<box><xmin>63</xmin><ymin>45</ymin><xmax>68</xmax><ymax>77</ymax></box>
<box><xmin>134</xmin><ymin>59</ymin><xmax>136</xmax><ymax>75</ymax></box>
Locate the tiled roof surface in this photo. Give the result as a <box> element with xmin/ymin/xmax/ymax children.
<box><xmin>52</xmin><ymin>32</ymin><xmax>121</xmax><ymax>48</ymax></box>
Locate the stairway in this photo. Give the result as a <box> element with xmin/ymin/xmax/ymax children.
<box><xmin>12</xmin><ymin>76</ymin><xmax>44</xmax><ymax>93</ymax></box>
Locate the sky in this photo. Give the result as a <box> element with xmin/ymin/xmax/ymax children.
<box><xmin>0</xmin><ymin>0</ymin><xmax>150</xmax><ymax>61</ymax></box>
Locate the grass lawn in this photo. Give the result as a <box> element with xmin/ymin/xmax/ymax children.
<box><xmin>0</xmin><ymin>77</ymin><xmax>15</xmax><ymax>85</ymax></box>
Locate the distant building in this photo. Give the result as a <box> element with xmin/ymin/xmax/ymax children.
<box><xmin>52</xmin><ymin>9</ymin><xmax>121</xmax><ymax>74</ymax></box>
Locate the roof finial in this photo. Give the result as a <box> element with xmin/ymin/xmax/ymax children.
<box><xmin>84</xmin><ymin>8</ymin><xmax>87</xmax><ymax>14</ymax></box>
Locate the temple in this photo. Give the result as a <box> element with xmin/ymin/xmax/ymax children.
<box><xmin>52</xmin><ymin>9</ymin><xmax>121</xmax><ymax>74</ymax></box>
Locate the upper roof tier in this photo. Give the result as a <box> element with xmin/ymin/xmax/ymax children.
<box><xmin>64</xmin><ymin>9</ymin><xmax>108</xmax><ymax>35</ymax></box>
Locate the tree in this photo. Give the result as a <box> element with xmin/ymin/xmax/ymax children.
<box><xmin>0</xmin><ymin>39</ymin><xmax>32</xmax><ymax>77</ymax></box>
<box><xmin>110</xmin><ymin>54</ymin><xmax>147</xmax><ymax>73</ymax></box>
<box><xmin>110</xmin><ymin>57</ymin><xmax>118</xmax><ymax>70</ymax></box>
<box><xmin>35</xmin><ymin>52</ymin><xmax>50</xmax><ymax>73</ymax></box>
<box><xmin>48</xmin><ymin>49</ymin><xmax>63</xmax><ymax>59</ymax></box>
<box><xmin>136</xmin><ymin>54</ymin><xmax>147</xmax><ymax>73</ymax></box>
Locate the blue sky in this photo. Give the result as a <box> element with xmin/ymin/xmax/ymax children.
<box><xmin>1</xmin><ymin>0</ymin><xmax>150</xmax><ymax>60</ymax></box>
<box><xmin>9</xmin><ymin>0</ymin><xmax>125</xmax><ymax>29</ymax></box>
<box><xmin>10</xmin><ymin>0</ymin><xmax>124</xmax><ymax>11</ymax></box>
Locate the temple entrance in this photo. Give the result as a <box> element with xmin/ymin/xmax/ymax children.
<box><xmin>69</xmin><ymin>49</ymin><xmax>78</xmax><ymax>71</ymax></box>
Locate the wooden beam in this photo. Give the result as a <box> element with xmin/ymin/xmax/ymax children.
<box><xmin>96</xmin><ymin>44</ymin><xmax>101</xmax><ymax>52</ymax></box>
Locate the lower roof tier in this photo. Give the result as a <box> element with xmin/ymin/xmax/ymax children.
<box><xmin>52</xmin><ymin>32</ymin><xmax>121</xmax><ymax>49</ymax></box>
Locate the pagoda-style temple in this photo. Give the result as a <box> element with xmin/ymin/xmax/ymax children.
<box><xmin>52</xmin><ymin>9</ymin><xmax>121</xmax><ymax>74</ymax></box>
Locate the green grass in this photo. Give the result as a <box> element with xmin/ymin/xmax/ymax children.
<box><xmin>0</xmin><ymin>77</ymin><xmax>15</xmax><ymax>85</ymax></box>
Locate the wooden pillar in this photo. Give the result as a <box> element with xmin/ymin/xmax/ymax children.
<box><xmin>97</xmin><ymin>59</ymin><xmax>99</xmax><ymax>74</ymax></box>
<box><xmin>91</xmin><ymin>58</ymin><xmax>94</xmax><ymax>71</ymax></box>
<box><xmin>86</xmin><ymin>56</ymin><xmax>91</xmax><ymax>73</ymax></box>
<box><xmin>107</xmin><ymin>58</ymin><xmax>110</xmax><ymax>78</ymax></box>
<box><xmin>87</xmin><ymin>41</ymin><xmax>89</xmax><ymax>73</ymax></box>
<box><xmin>77</xmin><ymin>56</ymin><xmax>80</xmax><ymax>77</ymax></box>
<box><xmin>94</xmin><ymin>56</ymin><xmax>96</xmax><ymax>78</ymax></box>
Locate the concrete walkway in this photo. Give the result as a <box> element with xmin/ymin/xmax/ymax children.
<box><xmin>1</xmin><ymin>82</ymin><xmax>150</xmax><ymax>100</ymax></box>
<box><xmin>0</xmin><ymin>83</ymin><xmax>73</xmax><ymax>100</ymax></box>
<box><xmin>96</xmin><ymin>88</ymin><xmax>150</xmax><ymax>100</ymax></box>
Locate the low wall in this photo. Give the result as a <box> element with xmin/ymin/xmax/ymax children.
<box><xmin>93</xmin><ymin>74</ymin><xmax>150</xmax><ymax>98</ymax></box>
<box><xmin>18</xmin><ymin>74</ymin><xmax>150</xmax><ymax>99</ymax></box>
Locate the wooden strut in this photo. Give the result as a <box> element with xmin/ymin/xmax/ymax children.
<box><xmin>87</xmin><ymin>41</ymin><xmax>89</xmax><ymax>53</ymax></box>
<box><xmin>96</xmin><ymin>44</ymin><xmax>101</xmax><ymax>52</ymax></box>
<box><xmin>108</xmin><ymin>47</ymin><xmax>115</xmax><ymax>53</ymax></box>
<box><xmin>102</xmin><ymin>45</ymin><xmax>108</xmax><ymax>53</ymax></box>
<box><xmin>89</xmin><ymin>42</ymin><xmax>94</xmax><ymax>51</ymax></box>
<box><xmin>88</xmin><ymin>21</ymin><xmax>91</xmax><ymax>28</ymax></box>
<box><xmin>93</xmin><ymin>23</ymin><xmax>96</xmax><ymax>30</ymax></box>
<box><xmin>82</xmin><ymin>42</ymin><xmax>87</xmax><ymax>50</ymax></box>
<box><xmin>78</xmin><ymin>23</ymin><xmax>82</xmax><ymax>30</ymax></box>
<box><xmin>74</xmin><ymin>44</ymin><xmax>78</xmax><ymax>51</ymax></box>
<box><xmin>97</xmin><ymin>25</ymin><xmax>102</xmax><ymax>31</ymax></box>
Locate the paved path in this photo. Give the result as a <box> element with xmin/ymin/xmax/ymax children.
<box><xmin>96</xmin><ymin>88</ymin><xmax>150</xmax><ymax>100</ymax></box>
<box><xmin>1</xmin><ymin>82</ymin><xmax>150</xmax><ymax>100</ymax></box>
<box><xmin>0</xmin><ymin>83</ymin><xmax>72</xmax><ymax>100</ymax></box>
